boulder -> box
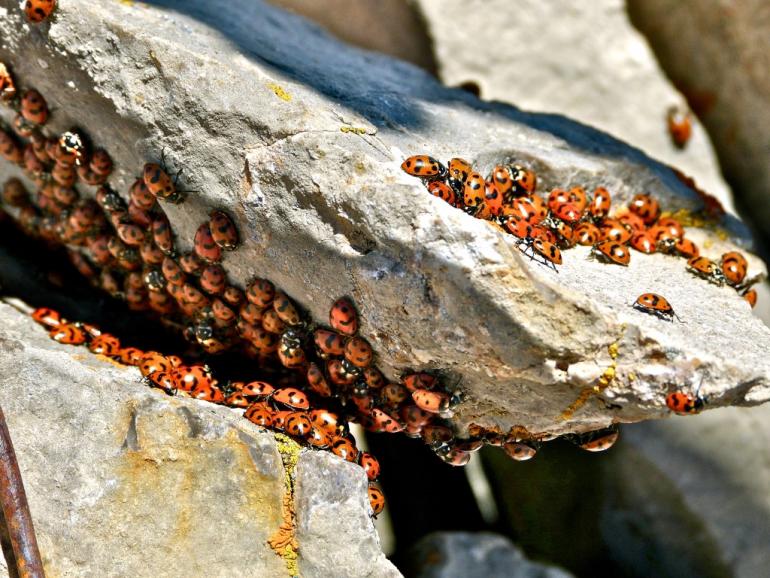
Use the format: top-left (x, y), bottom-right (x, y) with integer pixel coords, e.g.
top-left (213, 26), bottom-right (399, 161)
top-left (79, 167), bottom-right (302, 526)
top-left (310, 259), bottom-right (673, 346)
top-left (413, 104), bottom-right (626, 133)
top-left (0, 0), bottom-right (768, 441)
top-left (404, 532), bottom-right (574, 578)
top-left (0, 302), bottom-right (396, 577)
top-left (628, 0), bottom-right (770, 244)
top-left (413, 0), bottom-right (734, 212)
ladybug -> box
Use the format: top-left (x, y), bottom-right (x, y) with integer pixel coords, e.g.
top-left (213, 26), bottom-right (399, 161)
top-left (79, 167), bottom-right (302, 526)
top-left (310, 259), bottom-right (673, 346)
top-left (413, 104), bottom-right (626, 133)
top-left (655, 217), bottom-right (685, 239)
top-left (447, 157), bottom-right (472, 191)
top-left (400, 155), bottom-right (447, 180)
top-left (31, 307), bottom-right (63, 328)
top-left (170, 365), bottom-right (210, 392)
top-left (667, 106), bottom-right (692, 148)
top-left (0, 130), bottom-right (23, 164)
top-left (118, 347), bottom-right (145, 366)
top-left (412, 389), bottom-right (450, 414)
top-left (574, 222), bottom-right (601, 246)
top-left (190, 382), bottom-right (225, 404)
top-left (222, 286), bottom-right (245, 308)
top-left (273, 292), bottom-right (302, 326)
top-left (129, 178), bottom-right (156, 211)
top-left (666, 390), bottom-right (704, 415)
top-left (88, 333), bottom-right (121, 356)
top-left (245, 327), bottom-right (280, 355)
top-left (367, 408), bottom-right (404, 433)
top-left (327, 359), bottom-right (357, 386)
top-left (589, 187), bottom-right (611, 220)
top-left (151, 214), bottom-right (175, 256)
top-left (673, 238), bottom-right (699, 259)
top-left (330, 436), bottom-right (358, 462)
top-left (20, 90), bottom-right (49, 125)
top-left (139, 352), bottom-right (173, 377)
top-left (600, 219), bottom-right (632, 244)
top-left (437, 447), bottom-right (471, 467)
top-left (508, 195), bottom-right (546, 224)
top-left (463, 171), bottom-right (485, 210)
top-left (271, 410), bottom-right (292, 431)
top-left (200, 264), bottom-right (227, 295)
top-left (367, 485), bottom-right (385, 516)
top-left (0, 63), bottom-right (16, 102)
top-left (193, 223), bottom-right (222, 264)
top-left (402, 373), bottom-right (437, 392)
top-left (209, 210), bottom-right (239, 250)
top-left (49, 323), bottom-right (88, 345)
top-left (380, 383), bottom-right (409, 407)
top-left (306, 425), bottom-right (331, 449)
top-left (246, 278), bottom-right (275, 308)
top-left (329, 297), bottom-right (358, 336)
top-left (574, 426), bottom-right (619, 452)
top-left (161, 256), bottom-right (186, 286)
top-left (628, 193), bottom-right (660, 225)
top-left (344, 337), bottom-right (373, 368)
top-left (629, 231), bottom-right (656, 254)
top-left (210, 298), bottom-right (237, 326)
top-left (721, 251), bottom-right (748, 286)
top-left (116, 223), bottom-right (146, 247)
top-left (592, 241), bottom-right (631, 266)
top-left (503, 441), bottom-right (537, 461)
top-left (244, 402), bottom-right (274, 428)
top-left (239, 303), bottom-right (265, 326)
top-left (307, 363), bottom-right (333, 397)
top-left (277, 340), bottom-right (307, 369)
top-left (285, 412), bottom-right (312, 437)
top-left (55, 132), bottom-right (85, 166)
top-left (742, 288), bottom-right (758, 308)
top-left (89, 149), bottom-right (113, 176)
top-left (490, 165), bottom-right (513, 198)
top-left (454, 439), bottom-right (485, 453)
top-left (401, 405), bottom-right (433, 429)
top-left (528, 238), bottom-right (562, 269)
top-left (271, 387), bottom-right (310, 410)
top-left (261, 309), bottom-right (286, 334)
top-left (145, 371), bottom-right (178, 395)
top-left (143, 162), bottom-right (182, 203)
top-left (421, 424), bottom-right (453, 447)
top-left (310, 409), bottom-right (341, 436)
top-left (362, 367), bottom-right (386, 390)
top-left (687, 256), bottom-right (725, 285)
top-left (633, 293), bottom-right (680, 322)
top-left (224, 392), bottom-right (250, 408)
top-left (509, 165), bottom-right (537, 195)
top-left (427, 181), bottom-right (456, 206)
top-left (23, 0), bottom-right (56, 23)
top-left (357, 452), bottom-right (380, 481)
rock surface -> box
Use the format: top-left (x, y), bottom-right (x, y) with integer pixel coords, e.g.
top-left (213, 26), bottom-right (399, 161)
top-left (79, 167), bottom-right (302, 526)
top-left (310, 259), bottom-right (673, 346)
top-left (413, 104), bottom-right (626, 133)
top-left (414, 0), bottom-right (734, 213)
top-left (0, 302), bottom-right (396, 577)
top-left (0, 0), bottom-right (768, 441)
top-left (404, 532), bottom-right (574, 578)
top-left (628, 0), bottom-right (770, 241)
top-left (603, 405), bottom-right (770, 578)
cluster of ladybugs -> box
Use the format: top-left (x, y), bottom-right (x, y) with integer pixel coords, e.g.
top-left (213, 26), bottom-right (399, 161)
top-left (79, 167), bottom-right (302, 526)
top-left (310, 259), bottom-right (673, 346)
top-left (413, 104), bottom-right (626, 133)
top-left (402, 155), bottom-right (759, 415)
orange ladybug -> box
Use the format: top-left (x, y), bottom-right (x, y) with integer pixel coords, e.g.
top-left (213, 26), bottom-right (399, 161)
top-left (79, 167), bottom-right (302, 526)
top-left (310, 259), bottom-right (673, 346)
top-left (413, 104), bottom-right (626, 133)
top-left (32, 307), bottom-right (64, 328)
top-left (412, 389), bottom-right (450, 414)
top-left (427, 181), bottom-right (456, 206)
top-left (88, 333), bottom-right (121, 356)
top-left (209, 210), bottom-right (239, 250)
top-left (592, 241), bottom-right (631, 266)
top-left (463, 171), bottom-right (485, 210)
top-left (447, 157), bottom-right (471, 190)
top-left (666, 390), bottom-right (704, 415)
top-left (143, 162), bottom-right (182, 203)
top-left (271, 387), bottom-right (310, 410)
top-left (367, 485), bottom-right (385, 516)
top-left (359, 452), bottom-right (381, 481)
top-left (720, 251), bottom-right (748, 286)
top-left (569, 425), bottom-right (619, 452)
top-left (145, 371), bottom-right (178, 395)
top-left (633, 293), bottom-right (680, 322)
top-left (742, 288), bottom-right (757, 308)
top-left (23, 0), bottom-right (56, 23)
top-left (20, 89), bottom-right (49, 125)
top-left (329, 297), bottom-right (358, 336)
top-left (630, 231), bottom-right (656, 254)
top-left (687, 256), bottom-right (725, 285)
top-left (509, 165), bottom-right (537, 195)
top-left (401, 155), bottom-right (447, 180)
top-left (503, 441), bottom-right (537, 461)
top-left (628, 193), bottom-right (660, 225)
top-left (193, 223), bottom-right (222, 264)
top-left (667, 106), bottom-right (692, 149)
top-left (49, 323), bottom-right (88, 345)
top-left (589, 187), bottom-right (611, 220)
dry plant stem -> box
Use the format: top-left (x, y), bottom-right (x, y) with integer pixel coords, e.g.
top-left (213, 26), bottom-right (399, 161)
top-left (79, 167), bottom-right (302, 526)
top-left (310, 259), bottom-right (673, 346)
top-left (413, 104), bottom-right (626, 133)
top-left (0, 406), bottom-right (44, 578)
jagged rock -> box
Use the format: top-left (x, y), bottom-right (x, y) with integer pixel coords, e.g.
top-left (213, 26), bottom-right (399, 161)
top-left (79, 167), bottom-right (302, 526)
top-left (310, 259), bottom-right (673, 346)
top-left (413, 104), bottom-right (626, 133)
top-left (405, 532), bottom-right (574, 578)
top-left (628, 0), bottom-right (770, 242)
top-left (601, 405), bottom-right (770, 578)
top-left (0, 302), bottom-right (396, 577)
top-left (0, 0), bottom-right (768, 443)
top-left (414, 0), bottom-right (734, 212)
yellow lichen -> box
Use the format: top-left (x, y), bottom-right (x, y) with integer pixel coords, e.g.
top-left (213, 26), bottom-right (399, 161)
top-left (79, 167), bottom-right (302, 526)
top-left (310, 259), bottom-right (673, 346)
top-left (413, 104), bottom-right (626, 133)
top-left (560, 332), bottom-right (623, 420)
top-left (267, 83), bottom-right (292, 102)
top-left (269, 433), bottom-right (302, 576)
top-left (340, 126), bottom-right (367, 135)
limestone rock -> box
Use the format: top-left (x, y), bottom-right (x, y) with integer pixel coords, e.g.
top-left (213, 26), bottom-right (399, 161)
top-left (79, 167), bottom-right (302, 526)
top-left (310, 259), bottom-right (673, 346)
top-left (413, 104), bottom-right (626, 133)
top-left (0, 0), bottom-right (768, 442)
top-left (414, 0), bottom-right (734, 213)
top-left (0, 302), bottom-right (395, 577)
top-left (628, 0), bottom-right (770, 242)
top-left (405, 532), bottom-right (574, 578)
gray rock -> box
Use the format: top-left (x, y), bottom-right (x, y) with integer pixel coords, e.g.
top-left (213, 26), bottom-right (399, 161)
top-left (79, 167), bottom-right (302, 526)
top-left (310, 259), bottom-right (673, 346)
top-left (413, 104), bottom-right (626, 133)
top-left (414, 0), bottom-right (734, 212)
top-left (0, 0), bottom-right (768, 441)
top-left (0, 302), bottom-right (392, 577)
top-left (628, 0), bottom-right (770, 241)
top-left (406, 532), bottom-right (574, 578)
top-left (295, 450), bottom-right (400, 578)
top-left (602, 406), bottom-right (770, 578)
